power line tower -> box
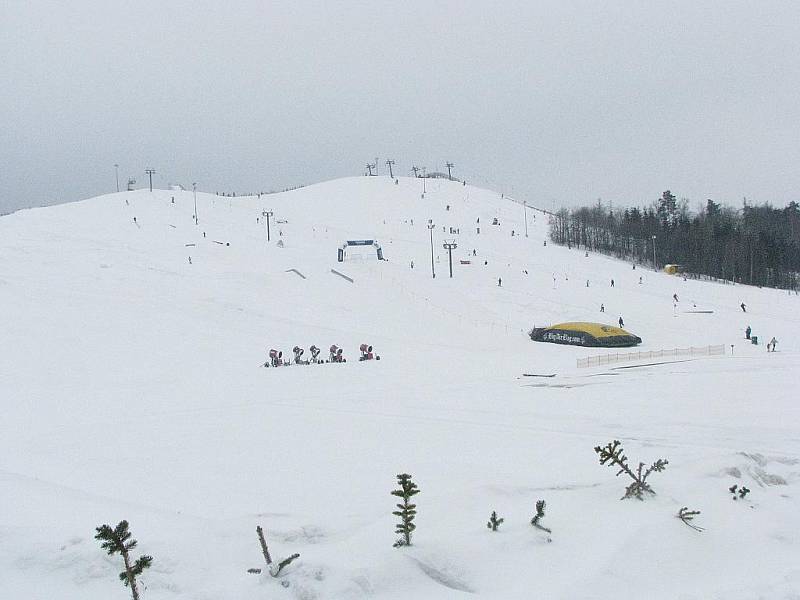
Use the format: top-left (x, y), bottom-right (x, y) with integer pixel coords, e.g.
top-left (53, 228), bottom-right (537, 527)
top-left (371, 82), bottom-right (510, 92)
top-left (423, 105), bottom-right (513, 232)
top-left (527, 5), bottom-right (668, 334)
top-left (442, 240), bottom-right (457, 277)
top-left (145, 169), bottom-right (156, 192)
top-left (411, 166), bottom-right (420, 178)
top-left (386, 159), bottom-right (395, 178)
top-left (366, 163), bottom-right (375, 176)
top-left (446, 162), bottom-right (454, 180)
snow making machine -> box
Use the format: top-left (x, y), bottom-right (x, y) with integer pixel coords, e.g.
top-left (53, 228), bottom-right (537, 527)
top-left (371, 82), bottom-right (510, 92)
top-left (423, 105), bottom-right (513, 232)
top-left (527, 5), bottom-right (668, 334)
top-left (359, 343), bottom-right (381, 361)
top-left (309, 345), bottom-right (323, 364)
top-left (266, 349), bottom-right (285, 367)
top-left (329, 344), bottom-right (346, 363)
top-left (292, 346), bottom-right (308, 365)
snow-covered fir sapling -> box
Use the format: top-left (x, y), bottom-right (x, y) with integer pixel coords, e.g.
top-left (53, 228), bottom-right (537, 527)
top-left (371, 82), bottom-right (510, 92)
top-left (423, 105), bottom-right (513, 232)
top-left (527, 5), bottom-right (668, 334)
top-left (94, 520), bottom-right (153, 600)
top-left (391, 473), bottom-right (420, 547)
top-left (247, 525), bottom-right (300, 577)
top-left (729, 484), bottom-right (750, 500)
top-left (531, 500), bottom-right (551, 534)
top-left (676, 507), bottom-right (704, 532)
top-left (594, 440), bottom-right (668, 500)
top-left (487, 510), bottom-right (504, 531)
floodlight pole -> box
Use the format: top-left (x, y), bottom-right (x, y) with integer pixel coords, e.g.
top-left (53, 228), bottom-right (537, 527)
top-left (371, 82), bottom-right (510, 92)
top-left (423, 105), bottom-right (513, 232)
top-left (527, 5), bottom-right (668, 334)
top-left (263, 210), bottom-right (274, 241)
top-left (145, 168), bottom-right (156, 192)
top-left (652, 235), bottom-right (657, 270)
top-left (443, 240), bottom-right (457, 277)
top-left (114, 163), bottom-right (119, 192)
top-left (427, 222), bottom-right (436, 278)
top-left (524, 201), bottom-right (528, 237)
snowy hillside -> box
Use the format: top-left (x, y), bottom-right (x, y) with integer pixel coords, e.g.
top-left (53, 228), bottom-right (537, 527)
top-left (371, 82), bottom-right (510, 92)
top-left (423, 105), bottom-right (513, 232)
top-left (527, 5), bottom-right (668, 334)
top-left (1, 176), bottom-right (799, 599)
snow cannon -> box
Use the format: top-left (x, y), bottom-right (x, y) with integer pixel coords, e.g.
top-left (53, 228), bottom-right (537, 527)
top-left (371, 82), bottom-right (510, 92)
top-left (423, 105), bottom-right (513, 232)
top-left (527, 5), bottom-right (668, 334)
top-left (268, 349), bottom-right (283, 367)
top-left (359, 343), bottom-right (379, 361)
top-left (292, 345), bottom-right (307, 365)
top-left (329, 345), bottom-right (346, 363)
top-left (310, 345), bottom-right (322, 363)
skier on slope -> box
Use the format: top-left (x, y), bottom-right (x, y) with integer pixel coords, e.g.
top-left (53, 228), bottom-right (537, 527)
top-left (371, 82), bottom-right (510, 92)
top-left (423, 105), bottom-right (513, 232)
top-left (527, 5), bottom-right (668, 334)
top-left (618, 316), bottom-right (624, 328)
top-left (741, 302), bottom-right (747, 312)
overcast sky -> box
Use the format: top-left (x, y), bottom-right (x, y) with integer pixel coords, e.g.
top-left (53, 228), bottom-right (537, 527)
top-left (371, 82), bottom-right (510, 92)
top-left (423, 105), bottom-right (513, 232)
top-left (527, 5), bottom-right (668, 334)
top-left (2, 1), bottom-right (799, 214)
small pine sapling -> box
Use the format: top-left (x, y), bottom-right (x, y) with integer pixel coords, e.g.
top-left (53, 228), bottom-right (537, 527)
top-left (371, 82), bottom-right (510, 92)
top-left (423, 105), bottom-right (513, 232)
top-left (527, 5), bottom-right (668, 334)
top-left (94, 520), bottom-right (153, 600)
top-left (486, 510), bottom-right (504, 531)
top-left (594, 440), bottom-right (668, 500)
top-left (391, 473), bottom-right (420, 547)
top-left (248, 525), bottom-right (300, 577)
top-left (676, 507), bottom-right (704, 532)
top-left (530, 500), bottom-right (551, 534)
top-left (729, 484), bottom-right (750, 500)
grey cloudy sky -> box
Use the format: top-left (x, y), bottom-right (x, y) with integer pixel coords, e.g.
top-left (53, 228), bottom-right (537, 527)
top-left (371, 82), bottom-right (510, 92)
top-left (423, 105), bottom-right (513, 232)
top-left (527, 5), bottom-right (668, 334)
top-left (2, 1), bottom-right (799, 214)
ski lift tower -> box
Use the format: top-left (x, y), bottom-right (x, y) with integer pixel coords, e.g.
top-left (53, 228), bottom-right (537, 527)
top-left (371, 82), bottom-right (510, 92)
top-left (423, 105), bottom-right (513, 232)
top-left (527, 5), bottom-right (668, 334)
top-left (442, 240), bottom-right (457, 278)
top-left (262, 210), bottom-right (274, 241)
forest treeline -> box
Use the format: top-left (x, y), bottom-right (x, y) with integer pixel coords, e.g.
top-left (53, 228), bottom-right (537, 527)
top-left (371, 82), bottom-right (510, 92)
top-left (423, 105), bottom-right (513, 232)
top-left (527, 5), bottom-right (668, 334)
top-left (548, 192), bottom-right (800, 290)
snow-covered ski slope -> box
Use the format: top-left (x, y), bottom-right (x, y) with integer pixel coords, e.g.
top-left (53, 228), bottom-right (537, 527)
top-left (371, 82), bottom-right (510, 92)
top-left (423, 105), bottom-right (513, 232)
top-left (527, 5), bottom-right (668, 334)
top-left (1, 176), bottom-right (799, 599)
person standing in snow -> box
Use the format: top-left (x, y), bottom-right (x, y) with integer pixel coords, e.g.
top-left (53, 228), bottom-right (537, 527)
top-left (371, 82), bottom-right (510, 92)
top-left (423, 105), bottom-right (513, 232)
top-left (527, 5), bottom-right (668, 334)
top-left (745, 326), bottom-right (752, 340)
top-left (618, 316), bottom-right (624, 328)
top-left (611, 279), bottom-right (615, 287)
top-left (410, 260), bottom-right (414, 269)
top-left (600, 303), bottom-right (605, 312)
top-left (769, 337), bottom-right (777, 352)
top-left (498, 278), bottom-right (502, 287)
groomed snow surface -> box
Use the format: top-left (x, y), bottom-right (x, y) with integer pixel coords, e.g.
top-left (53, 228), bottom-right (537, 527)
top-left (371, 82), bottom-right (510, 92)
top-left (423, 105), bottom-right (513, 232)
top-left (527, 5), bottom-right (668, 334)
top-left (1, 176), bottom-right (799, 599)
